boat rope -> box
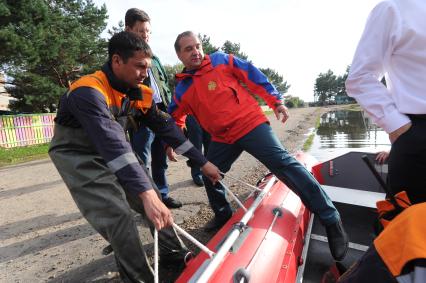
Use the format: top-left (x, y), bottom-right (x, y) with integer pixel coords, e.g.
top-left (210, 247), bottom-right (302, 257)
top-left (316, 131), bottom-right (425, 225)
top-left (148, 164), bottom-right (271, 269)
top-left (266, 210), bottom-right (281, 240)
top-left (172, 223), bottom-right (216, 258)
top-left (220, 171), bottom-right (262, 192)
top-left (196, 176), bottom-right (277, 283)
top-left (154, 229), bottom-right (159, 283)
top-left (218, 180), bottom-right (247, 212)
top-left (168, 174), bottom-right (271, 280)
top-left (220, 171), bottom-right (267, 208)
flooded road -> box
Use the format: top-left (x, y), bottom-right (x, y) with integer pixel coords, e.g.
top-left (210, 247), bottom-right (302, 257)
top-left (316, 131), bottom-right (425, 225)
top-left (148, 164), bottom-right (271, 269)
top-left (309, 109), bottom-right (391, 161)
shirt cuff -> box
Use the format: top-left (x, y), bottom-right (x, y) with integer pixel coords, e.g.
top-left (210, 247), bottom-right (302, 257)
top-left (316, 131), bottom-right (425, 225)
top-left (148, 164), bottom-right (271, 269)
top-left (378, 110), bottom-right (411, 133)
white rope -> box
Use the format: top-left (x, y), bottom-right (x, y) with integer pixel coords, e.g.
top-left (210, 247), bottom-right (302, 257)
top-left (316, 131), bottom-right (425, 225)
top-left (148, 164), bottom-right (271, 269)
top-left (173, 223), bottom-right (215, 258)
top-left (220, 171), bottom-right (262, 192)
top-left (154, 229), bottom-right (159, 283)
top-left (196, 177), bottom-right (277, 283)
top-left (218, 180), bottom-right (247, 212)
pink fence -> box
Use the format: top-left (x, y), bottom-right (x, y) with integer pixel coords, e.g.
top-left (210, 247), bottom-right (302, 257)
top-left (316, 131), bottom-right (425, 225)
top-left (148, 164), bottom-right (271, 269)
top-left (0, 114), bottom-right (56, 148)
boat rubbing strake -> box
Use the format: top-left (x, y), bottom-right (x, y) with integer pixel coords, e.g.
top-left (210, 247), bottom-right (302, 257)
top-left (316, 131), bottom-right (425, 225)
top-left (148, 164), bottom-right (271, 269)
top-left (176, 153), bottom-right (314, 283)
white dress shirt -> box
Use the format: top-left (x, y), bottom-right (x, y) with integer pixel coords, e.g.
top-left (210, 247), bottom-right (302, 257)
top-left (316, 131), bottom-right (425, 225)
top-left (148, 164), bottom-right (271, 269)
top-left (148, 68), bottom-right (162, 104)
top-left (346, 0), bottom-right (426, 133)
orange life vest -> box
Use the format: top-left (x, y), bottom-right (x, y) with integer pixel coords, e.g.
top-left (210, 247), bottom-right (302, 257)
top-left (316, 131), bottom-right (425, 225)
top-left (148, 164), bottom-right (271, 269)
top-left (374, 202), bottom-right (426, 277)
top-left (69, 70), bottom-right (153, 117)
top-left (376, 191), bottom-right (411, 229)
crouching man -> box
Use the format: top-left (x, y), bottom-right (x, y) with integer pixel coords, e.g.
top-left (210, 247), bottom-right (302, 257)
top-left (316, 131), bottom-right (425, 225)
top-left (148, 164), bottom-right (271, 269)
top-left (49, 31), bottom-right (220, 282)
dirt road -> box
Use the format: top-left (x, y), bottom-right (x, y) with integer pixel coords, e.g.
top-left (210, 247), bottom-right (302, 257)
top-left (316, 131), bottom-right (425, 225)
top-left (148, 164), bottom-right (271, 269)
top-left (0, 107), bottom-right (325, 282)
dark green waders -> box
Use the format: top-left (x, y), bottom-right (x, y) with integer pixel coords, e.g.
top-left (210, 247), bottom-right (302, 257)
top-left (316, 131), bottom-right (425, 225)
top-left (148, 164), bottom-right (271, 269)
top-left (49, 124), bottom-right (187, 283)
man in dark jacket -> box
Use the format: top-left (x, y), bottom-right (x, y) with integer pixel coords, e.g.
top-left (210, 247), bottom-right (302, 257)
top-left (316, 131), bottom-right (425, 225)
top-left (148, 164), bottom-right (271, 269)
top-left (125, 8), bottom-right (182, 208)
top-left (49, 31), bottom-right (220, 282)
top-left (169, 31), bottom-right (348, 262)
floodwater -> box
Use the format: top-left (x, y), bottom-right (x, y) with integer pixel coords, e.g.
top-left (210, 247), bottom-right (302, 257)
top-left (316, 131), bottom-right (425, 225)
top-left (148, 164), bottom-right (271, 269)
top-left (308, 109), bottom-right (391, 162)
top-left (303, 109), bottom-right (390, 283)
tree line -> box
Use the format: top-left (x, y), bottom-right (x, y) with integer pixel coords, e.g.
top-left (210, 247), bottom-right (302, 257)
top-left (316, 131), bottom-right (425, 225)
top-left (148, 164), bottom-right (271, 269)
top-left (313, 67), bottom-right (355, 106)
top-left (0, 0), bottom-right (304, 113)
top-left (0, 0), bottom-right (108, 113)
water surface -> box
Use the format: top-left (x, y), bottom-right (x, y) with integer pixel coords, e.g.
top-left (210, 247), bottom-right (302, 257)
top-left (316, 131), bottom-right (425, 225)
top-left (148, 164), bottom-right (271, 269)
top-left (309, 110), bottom-right (391, 161)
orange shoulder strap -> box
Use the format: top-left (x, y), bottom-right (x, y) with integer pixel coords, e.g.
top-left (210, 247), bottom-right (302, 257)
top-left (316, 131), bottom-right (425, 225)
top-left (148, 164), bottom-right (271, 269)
top-left (131, 85), bottom-right (153, 114)
top-left (68, 71), bottom-right (112, 105)
top-left (68, 71), bottom-right (153, 114)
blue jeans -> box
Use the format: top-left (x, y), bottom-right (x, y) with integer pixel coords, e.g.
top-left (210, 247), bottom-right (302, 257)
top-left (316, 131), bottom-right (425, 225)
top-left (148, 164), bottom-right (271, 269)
top-left (131, 125), bottom-right (169, 199)
top-left (186, 115), bottom-right (211, 178)
top-left (203, 123), bottom-right (339, 225)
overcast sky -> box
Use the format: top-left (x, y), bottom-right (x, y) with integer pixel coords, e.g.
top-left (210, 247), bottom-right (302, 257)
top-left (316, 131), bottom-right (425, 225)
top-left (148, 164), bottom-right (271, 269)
top-left (93, 0), bottom-right (381, 102)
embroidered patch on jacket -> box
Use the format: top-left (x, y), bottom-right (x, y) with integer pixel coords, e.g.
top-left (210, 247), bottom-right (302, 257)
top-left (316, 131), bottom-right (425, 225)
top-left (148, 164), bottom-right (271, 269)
top-left (208, 81), bottom-right (217, 91)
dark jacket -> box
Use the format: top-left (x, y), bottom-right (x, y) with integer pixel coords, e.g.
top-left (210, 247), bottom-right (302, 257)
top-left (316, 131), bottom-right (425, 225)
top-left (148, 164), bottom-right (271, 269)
top-left (52, 63), bottom-right (207, 195)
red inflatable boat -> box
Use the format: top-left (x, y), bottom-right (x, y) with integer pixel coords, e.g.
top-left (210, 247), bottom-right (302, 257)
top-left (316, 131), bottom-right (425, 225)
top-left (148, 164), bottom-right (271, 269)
top-left (176, 152), bottom-right (315, 283)
top-left (175, 151), bottom-right (389, 282)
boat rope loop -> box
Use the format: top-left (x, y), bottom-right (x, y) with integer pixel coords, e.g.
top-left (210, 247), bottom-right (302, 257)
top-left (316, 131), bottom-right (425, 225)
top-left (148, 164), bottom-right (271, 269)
top-left (173, 223), bottom-right (216, 258)
top-left (233, 222), bottom-right (248, 233)
top-left (218, 180), bottom-right (247, 212)
top-left (233, 267), bottom-right (250, 283)
top-left (272, 207), bottom-right (283, 217)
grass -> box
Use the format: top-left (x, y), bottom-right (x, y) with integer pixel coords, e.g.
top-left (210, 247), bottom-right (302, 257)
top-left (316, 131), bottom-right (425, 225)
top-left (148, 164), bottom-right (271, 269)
top-left (302, 133), bottom-right (315, 151)
top-left (0, 143), bottom-right (50, 167)
top-left (302, 115), bottom-right (321, 152)
top-left (314, 114), bottom-right (321, 128)
top-left (341, 103), bottom-right (361, 111)
top-left (0, 104), bottom-right (358, 166)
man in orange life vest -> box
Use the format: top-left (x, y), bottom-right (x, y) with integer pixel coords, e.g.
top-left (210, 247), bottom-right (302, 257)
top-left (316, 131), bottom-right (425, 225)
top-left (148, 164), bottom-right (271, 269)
top-left (49, 31), bottom-right (221, 282)
top-left (169, 31), bottom-right (349, 261)
top-left (338, 202), bottom-right (426, 283)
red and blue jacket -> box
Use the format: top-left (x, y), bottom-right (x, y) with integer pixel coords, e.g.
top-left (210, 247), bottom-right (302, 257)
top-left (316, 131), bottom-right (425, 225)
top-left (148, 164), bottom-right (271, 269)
top-left (169, 52), bottom-right (283, 144)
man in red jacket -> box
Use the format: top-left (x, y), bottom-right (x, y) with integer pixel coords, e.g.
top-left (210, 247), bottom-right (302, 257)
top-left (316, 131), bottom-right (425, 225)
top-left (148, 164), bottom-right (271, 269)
top-left (169, 31), bottom-right (348, 261)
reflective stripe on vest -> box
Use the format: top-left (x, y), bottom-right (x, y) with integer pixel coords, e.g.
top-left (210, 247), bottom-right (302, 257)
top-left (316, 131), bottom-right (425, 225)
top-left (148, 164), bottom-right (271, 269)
top-left (107, 152), bottom-right (139, 173)
top-left (174, 140), bottom-right (193, 155)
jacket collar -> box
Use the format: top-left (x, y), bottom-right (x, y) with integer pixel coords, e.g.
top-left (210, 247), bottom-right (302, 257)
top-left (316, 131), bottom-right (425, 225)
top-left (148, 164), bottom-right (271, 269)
top-left (101, 62), bottom-right (139, 95)
top-left (175, 54), bottom-right (213, 81)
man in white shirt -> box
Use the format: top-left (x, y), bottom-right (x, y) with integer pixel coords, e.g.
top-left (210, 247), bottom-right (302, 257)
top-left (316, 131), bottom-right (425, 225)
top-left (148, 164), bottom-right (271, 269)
top-left (346, 0), bottom-right (426, 204)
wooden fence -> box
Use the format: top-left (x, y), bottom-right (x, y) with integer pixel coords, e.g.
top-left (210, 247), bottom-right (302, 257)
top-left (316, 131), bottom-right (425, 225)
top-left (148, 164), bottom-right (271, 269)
top-left (0, 114), bottom-right (56, 148)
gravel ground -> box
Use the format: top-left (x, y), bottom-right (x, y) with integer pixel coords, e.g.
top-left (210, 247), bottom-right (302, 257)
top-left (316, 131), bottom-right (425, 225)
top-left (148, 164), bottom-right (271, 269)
top-left (0, 107), bottom-right (329, 283)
